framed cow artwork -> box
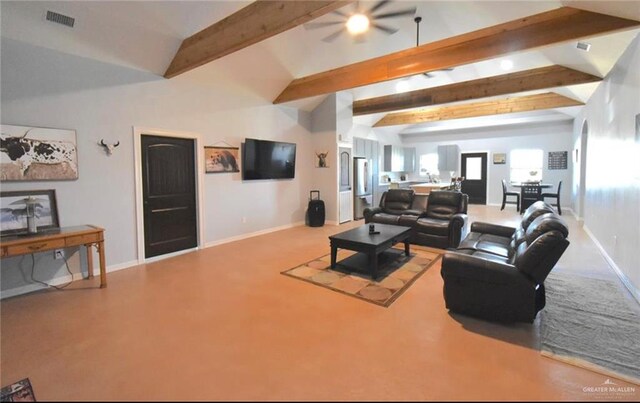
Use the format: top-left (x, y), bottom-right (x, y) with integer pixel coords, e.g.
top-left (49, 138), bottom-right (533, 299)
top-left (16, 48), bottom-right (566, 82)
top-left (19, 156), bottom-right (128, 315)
top-left (204, 146), bottom-right (239, 173)
top-left (0, 124), bottom-right (79, 181)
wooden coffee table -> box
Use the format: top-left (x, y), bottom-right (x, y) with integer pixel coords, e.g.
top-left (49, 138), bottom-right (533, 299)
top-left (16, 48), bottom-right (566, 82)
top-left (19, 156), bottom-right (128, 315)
top-left (329, 224), bottom-right (413, 280)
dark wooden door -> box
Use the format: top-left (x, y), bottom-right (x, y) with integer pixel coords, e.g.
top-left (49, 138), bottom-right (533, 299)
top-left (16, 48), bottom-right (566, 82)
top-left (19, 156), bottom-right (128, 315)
top-left (461, 152), bottom-right (487, 204)
top-left (142, 135), bottom-right (197, 258)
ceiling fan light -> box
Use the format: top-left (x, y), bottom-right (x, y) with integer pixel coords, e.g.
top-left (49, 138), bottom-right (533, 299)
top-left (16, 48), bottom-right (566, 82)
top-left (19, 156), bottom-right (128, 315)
top-left (500, 60), bottom-right (514, 70)
top-left (346, 13), bottom-right (370, 35)
top-left (395, 79), bottom-right (411, 93)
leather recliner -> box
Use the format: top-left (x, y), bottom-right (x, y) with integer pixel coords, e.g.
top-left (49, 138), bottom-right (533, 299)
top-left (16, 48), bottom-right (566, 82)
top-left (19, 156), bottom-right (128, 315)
top-left (364, 189), bottom-right (427, 227)
top-left (440, 202), bottom-right (570, 323)
top-left (412, 191), bottom-right (469, 249)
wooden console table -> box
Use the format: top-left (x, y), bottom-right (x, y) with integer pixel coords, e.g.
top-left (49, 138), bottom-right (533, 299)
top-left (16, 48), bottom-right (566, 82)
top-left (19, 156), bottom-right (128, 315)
top-left (0, 225), bottom-right (107, 288)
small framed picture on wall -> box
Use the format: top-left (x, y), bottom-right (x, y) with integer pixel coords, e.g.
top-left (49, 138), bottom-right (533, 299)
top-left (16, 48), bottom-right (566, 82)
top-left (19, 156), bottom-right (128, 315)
top-left (205, 146), bottom-right (239, 173)
top-left (493, 153), bottom-right (506, 164)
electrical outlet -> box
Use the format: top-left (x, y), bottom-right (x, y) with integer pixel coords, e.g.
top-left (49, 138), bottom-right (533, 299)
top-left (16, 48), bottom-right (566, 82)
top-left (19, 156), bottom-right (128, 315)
top-left (54, 249), bottom-right (65, 260)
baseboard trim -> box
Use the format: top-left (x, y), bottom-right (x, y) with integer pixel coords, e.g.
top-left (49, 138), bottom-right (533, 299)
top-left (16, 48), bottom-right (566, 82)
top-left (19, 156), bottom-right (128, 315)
top-left (90, 259), bottom-right (140, 276)
top-left (566, 207), bottom-right (584, 225)
top-left (583, 225), bottom-right (640, 304)
top-left (2, 221), bottom-right (310, 299)
top-left (139, 248), bottom-right (198, 265)
top-left (1, 259), bottom-right (141, 300)
top-left (0, 273), bottom-right (78, 299)
top-left (204, 221), bottom-right (305, 248)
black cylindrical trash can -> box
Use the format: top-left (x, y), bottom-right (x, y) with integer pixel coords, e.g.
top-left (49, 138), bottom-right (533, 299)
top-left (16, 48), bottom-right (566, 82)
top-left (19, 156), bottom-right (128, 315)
top-left (308, 190), bottom-right (325, 227)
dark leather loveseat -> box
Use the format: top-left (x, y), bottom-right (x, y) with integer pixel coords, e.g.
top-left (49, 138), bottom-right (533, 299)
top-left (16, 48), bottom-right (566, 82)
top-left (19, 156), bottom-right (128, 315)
top-left (440, 201), bottom-right (570, 323)
top-left (363, 189), bottom-right (468, 249)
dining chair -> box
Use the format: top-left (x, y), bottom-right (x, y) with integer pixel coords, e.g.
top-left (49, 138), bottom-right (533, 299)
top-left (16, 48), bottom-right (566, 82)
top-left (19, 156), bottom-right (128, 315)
top-left (501, 179), bottom-right (520, 212)
top-left (520, 184), bottom-right (541, 213)
top-left (541, 180), bottom-right (562, 215)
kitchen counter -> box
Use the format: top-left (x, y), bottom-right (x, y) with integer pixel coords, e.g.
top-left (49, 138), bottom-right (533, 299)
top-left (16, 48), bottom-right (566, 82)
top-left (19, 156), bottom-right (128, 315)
top-left (379, 180), bottom-right (415, 186)
top-left (410, 182), bottom-right (451, 194)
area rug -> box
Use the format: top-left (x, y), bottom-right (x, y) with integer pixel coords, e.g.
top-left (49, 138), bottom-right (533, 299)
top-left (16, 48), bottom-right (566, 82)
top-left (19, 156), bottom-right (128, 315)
top-left (282, 247), bottom-right (441, 307)
top-left (540, 272), bottom-right (640, 385)
top-left (0, 378), bottom-right (36, 401)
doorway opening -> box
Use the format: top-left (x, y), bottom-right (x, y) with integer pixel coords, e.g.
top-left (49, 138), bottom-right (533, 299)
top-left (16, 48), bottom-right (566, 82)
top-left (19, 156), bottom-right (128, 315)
top-left (461, 152), bottom-right (488, 204)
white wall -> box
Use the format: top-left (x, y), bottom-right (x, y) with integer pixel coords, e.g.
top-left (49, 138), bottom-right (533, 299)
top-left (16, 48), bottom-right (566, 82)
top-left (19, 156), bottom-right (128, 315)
top-left (310, 95), bottom-right (339, 224)
top-left (572, 33), bottom-right (640, 297)
top-left (402, 121), bottom-right (575, 206)
top-left (0, 36), bottom-right (317, 296)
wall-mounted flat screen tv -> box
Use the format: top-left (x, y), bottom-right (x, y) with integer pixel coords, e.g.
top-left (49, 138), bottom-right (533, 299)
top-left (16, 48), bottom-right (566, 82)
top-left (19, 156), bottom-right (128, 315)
top-left (242, 138), bottom-right (296, 180)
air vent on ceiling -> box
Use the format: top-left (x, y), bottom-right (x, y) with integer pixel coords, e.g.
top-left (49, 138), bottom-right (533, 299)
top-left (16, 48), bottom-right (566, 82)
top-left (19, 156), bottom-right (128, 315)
top-left (576, 42), bottom-right (591, 52)
top-left (46, 10), bottom-right (75, 28)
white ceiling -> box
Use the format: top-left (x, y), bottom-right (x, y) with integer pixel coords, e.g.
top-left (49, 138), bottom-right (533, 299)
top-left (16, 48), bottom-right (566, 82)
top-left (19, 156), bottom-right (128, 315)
top-left (1, 1), bottom-right (639, 136)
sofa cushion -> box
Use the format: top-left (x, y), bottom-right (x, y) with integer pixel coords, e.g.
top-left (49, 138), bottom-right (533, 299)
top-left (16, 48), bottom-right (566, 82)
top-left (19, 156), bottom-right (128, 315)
top-left (510, 227), bottom-right (526, 250)
top-left (515, 230), bottom-right (569, 284)
top-left (426, 191), bottom-right (465, 220)
top-left (458, 233), bottom-right (511, 258)
top-left (524, 213), bottom-right (569, 245)
top-left (415, 217), bottom-right (450, 236)
top-left (382, 189), bottom-right (414, 215)
top-left (370, 213), bottom-right (402, 225)
top-left (398, 214), bottom-right (420, 227)
top-left (410, 194), bottom-right (428, 213)
top-left (521, 201), bottom-right (556, 231)
top-left (452, 249), bottom-right (511, 265)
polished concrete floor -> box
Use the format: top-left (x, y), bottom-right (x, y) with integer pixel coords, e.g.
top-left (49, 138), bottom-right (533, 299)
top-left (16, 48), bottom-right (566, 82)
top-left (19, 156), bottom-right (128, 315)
top-left (1, 205), bottom-right (638, 400)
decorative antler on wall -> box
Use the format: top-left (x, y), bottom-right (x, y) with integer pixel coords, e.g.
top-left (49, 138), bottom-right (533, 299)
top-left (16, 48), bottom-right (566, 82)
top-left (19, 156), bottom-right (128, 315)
top-left (99, 140), bottom-right (120, 155)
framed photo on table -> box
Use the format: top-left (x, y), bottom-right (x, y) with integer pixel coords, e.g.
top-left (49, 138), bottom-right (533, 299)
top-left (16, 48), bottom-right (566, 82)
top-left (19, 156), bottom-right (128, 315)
top-left (0, 189), bottom-right (59, 236)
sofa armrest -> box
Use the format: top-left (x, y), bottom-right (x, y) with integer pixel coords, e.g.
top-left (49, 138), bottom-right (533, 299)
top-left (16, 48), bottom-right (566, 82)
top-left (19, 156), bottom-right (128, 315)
top-left (363, 207), bottom-right (382, 223)
top-left (441, 251), bottom-right (528, 285)
top-left (448, 213), bottom-right (468, 248)
top-left (470, 222), bottom-right (516, 238)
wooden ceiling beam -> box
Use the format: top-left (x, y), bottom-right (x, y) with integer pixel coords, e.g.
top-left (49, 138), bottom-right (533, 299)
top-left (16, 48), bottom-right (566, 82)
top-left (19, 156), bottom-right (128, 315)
top-left (274, 7), bottom-right (639, 104)
top-left (373, 93), bottom-right (583, 127)
top-left (164, 1), bottom-right (353, 78)
top-left (353, 65), bottom-right (601, 115)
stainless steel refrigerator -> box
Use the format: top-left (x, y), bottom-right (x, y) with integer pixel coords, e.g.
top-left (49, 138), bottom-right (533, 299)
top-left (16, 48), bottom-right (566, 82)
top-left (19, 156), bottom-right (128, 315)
top-left (353, 157), bottom-right (373, 220)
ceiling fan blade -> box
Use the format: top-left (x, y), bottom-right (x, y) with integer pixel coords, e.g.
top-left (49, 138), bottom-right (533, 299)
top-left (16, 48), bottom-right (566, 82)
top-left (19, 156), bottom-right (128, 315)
top-left (373, 8), bottom-right (417, 19)
top-left (423, 68), bottom-right (454, 77)
top-left (322, 28), bottom-right (346, 43)
top-left (368, 0), bottom-right (391, 15)
top-left (372, 23), bottom-right (398, 35)
top-left (304, 21), bottom-right (344, 30)
top-left (331, 9), bottom-right (350, 18)
top-left (353, 33), bottom-right (367, 44)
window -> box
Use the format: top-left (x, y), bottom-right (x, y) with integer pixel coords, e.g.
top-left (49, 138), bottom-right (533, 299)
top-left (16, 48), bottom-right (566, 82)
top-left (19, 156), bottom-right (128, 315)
top-left (419, 153), bottom-right (439, 176)
top-left (510, 149), bottom-right (543, 182)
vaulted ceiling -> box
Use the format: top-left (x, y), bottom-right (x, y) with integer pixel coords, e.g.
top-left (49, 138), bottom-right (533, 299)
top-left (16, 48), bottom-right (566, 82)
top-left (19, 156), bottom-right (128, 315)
top-left (1, 1), bottom-right (639, 136)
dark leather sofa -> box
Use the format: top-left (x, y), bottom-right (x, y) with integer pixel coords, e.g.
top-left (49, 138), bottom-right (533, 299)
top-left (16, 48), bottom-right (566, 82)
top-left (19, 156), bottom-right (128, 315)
top-left (440, 201), bottom-right (570, 323)
top-left (363, 189), bottom-right (468, 249)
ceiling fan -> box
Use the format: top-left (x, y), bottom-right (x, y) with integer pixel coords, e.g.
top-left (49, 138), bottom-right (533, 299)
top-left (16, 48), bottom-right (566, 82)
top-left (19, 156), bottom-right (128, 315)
top-left (304, 0), bottom-right (417, 43)
top-left (414, 16), bottom-right (454, 78)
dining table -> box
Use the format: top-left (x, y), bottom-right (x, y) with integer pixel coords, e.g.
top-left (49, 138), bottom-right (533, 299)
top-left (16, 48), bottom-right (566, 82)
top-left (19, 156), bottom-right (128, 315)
top-left (510, 182), bottom-right (553, 212)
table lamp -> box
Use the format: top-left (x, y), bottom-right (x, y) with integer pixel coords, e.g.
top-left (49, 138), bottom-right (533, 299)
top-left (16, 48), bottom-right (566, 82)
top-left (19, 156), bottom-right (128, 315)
top-left (10, 196), bottom-right (46, 234)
